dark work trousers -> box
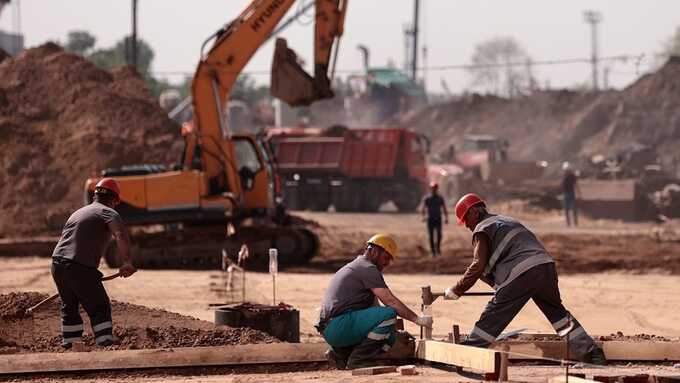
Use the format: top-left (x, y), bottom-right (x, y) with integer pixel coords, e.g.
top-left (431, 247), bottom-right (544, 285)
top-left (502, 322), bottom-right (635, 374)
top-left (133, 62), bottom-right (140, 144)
top-left (51, 258), bottom-right (114, 346)
top-left (427, 218), bottom-right (442, 256)
top-left (564, 192), bottom-right (578, 227)
top-left (462, 263), bottom-right (597, 361)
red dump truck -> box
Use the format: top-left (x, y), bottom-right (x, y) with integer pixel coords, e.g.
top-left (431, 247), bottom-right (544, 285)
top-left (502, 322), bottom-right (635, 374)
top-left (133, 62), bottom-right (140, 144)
top-left (265, 126), bottom-right (429, 212)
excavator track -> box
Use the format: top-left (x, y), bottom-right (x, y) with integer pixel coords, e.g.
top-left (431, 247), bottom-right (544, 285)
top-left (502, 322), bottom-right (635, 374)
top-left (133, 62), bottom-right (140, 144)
top-left (105, 224), bottom-right (319, 270)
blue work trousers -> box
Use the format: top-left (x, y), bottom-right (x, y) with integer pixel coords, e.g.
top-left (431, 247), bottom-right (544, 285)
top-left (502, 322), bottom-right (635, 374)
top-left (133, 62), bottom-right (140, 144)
top-left (323, 306), bottom-right (397, 351)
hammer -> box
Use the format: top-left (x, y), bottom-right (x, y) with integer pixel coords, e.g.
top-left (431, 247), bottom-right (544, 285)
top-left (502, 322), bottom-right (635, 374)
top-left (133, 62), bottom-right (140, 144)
top-left (25, 272), bottom-right (121, 315)
top-left (421, 285), bottom-right (494, 306)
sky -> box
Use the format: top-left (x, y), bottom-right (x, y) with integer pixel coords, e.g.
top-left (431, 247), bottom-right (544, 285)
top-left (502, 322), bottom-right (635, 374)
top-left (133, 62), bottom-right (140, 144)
top-left (1, 1), bottom-right (679, 94)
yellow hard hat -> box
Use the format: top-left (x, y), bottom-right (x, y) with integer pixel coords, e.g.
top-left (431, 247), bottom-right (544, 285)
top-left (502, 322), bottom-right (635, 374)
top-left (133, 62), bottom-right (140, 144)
top-left (367, 234), bottom-right (397, 259)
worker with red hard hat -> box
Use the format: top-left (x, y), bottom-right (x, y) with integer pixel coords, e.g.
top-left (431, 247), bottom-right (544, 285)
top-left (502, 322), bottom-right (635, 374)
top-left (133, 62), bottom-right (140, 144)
top-left (445, 193), bottom-right (606, 365)
top-left (51, 177), bottom-right (136, 349)
top-left (420, 181), bottom-right (449, 257)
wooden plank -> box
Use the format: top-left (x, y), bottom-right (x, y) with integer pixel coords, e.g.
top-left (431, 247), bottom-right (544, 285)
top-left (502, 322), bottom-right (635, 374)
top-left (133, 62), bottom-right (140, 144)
top-left (351, 365), bottom-right (397, 376)
top-left (397, 365), bottom-right (417, 376)
top-left (491, 341), bottom-right (680, 362)
top-left (416, 340), bottom-right (499, 374)
top-left (549, 376), bottom-right (600, 383)
top-left (0, 343), bottom-right (328, 375)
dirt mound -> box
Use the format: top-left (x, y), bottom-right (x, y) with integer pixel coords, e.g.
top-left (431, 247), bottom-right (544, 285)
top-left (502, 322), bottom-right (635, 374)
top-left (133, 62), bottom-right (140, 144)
top-left (0, 43), bottom-right (180, 237)
top-left (0, 292), bottom-right (278, 353)
top-left (402, 56), bottom-right (680, 171)
top-left (0, 291), bottom-right (47, 319)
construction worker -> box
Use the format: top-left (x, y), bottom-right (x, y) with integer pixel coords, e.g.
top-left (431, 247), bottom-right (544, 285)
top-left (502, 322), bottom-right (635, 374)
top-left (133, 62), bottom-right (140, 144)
top-left (562, 162), bottom-right (580, 227)
top-left (444, 193), bottom-right (606, 365)
top-left (51, 178), bottom-right (136, 348)
top-left (421, 181), bottom-right (449, 257)
top-left (316, 234), bottom-right (433, 370)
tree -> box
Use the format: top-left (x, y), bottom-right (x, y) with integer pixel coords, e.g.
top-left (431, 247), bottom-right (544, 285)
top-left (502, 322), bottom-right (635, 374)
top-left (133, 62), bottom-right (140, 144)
top-left (89, 36), bottom-right (154, 74)
top-left (64, 31), bottom-right (96, 56)
top-left (466, 37), bottom-right (535, 98)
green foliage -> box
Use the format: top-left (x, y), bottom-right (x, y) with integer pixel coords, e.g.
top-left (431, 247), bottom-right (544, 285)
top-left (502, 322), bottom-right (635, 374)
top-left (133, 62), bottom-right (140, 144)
top-left (231, 74), bottom-right (270, 103)
top-left (64, 30), bottom-right (96, 56)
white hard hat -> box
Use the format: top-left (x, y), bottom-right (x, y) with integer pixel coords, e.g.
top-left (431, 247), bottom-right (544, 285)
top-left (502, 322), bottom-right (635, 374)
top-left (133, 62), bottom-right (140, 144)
top-left (562, 161), bottom-right (571, 171)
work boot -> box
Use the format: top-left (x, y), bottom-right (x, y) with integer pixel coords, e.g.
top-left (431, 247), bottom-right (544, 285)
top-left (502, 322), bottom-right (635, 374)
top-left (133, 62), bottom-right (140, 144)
top-left (587, 346), bottom-right (607, 366)
top-left (346, 338), bottom-right (388, 370)
top-left (325, 345), bottom-right (353, 370)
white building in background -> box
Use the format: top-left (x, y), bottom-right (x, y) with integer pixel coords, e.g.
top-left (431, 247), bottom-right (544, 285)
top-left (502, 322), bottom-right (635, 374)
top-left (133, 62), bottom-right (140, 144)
top-left (0, 0), bottom-right (23, 55)
top-left (0, 30), bottom-right (23, 55)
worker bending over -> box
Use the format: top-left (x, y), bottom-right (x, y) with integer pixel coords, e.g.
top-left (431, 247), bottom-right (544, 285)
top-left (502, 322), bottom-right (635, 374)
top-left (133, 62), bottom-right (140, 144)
top-left (316, 234), bottom-right (433, 370)
top-left (51, 178), bottom-right (136, 348)
top-left (445, 193), bottom-right (606, 365)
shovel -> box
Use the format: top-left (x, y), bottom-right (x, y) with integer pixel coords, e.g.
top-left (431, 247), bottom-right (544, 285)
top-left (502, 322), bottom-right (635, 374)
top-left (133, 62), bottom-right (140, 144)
top-left (25, 272), bottom-right (121, 315)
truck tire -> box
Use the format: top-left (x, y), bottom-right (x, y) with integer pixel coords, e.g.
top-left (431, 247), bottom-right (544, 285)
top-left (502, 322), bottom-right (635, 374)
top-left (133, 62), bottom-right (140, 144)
top-left (394, 188), bottom-right (422, 212)
top-left (332, 181), bottom-right (361, 212)
top-left (360, 188), bottom-right (383, 212)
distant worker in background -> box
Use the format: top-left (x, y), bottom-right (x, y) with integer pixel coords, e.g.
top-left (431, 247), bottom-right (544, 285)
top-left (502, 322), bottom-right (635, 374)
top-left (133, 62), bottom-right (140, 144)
top-left (421, 182), bottom-right (449, 257)
top-left (51, 178), bottom-right (136, 349)
top-left (444, 193), bottom-right (606, 365)
top-left (562, 162), bottom-right (580, 227)
top-left (316, 234), bottom-right (433, 370)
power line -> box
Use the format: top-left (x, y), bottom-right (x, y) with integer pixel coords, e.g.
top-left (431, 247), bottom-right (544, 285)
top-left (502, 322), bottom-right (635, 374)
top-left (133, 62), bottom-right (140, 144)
top-left (149, 53), bottom-right (656, 78)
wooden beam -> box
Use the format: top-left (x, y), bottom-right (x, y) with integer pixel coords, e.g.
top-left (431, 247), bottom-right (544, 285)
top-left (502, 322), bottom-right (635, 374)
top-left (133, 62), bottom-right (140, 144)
top-left (0, 343), bottom-right (328, 375)
top-left (491, 341), bottom-right (680, 362)
top-left (416, 340), bottom-right (500, 374)
top-left (549, 376), bottom-right (601, 383)
top-left (351, 365), bottom-right (397, 376)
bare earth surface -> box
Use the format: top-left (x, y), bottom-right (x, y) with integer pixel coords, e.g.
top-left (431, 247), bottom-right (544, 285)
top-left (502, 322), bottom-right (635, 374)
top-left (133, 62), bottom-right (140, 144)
top-left (1, 211), bottom-right (680, 381)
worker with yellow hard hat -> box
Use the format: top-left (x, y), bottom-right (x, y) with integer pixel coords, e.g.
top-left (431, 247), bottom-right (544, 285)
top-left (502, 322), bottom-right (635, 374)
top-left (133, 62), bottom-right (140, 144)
top-left (315, 234), bottom-right (432, 370)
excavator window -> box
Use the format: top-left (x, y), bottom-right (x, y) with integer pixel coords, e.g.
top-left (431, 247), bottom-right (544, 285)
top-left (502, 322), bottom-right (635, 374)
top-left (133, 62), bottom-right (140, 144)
top-left (233, 138), bottom-right (262, 190)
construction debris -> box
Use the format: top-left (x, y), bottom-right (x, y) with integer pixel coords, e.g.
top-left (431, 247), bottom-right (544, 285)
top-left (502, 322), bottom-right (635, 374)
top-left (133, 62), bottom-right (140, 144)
top-left (350, 365), bottom-right (397, 376)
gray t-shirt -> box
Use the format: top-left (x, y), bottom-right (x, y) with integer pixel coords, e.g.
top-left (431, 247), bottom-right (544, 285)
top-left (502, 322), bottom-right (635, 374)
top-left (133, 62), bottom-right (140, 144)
top-left (318, 256), bottom-right (388, 326)
top-left (52, 202), bottom-right (122, 268)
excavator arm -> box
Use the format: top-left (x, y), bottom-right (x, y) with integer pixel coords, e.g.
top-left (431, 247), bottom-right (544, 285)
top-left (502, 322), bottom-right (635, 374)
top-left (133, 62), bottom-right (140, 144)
top-left (191, 0), bottom-right (347, 202)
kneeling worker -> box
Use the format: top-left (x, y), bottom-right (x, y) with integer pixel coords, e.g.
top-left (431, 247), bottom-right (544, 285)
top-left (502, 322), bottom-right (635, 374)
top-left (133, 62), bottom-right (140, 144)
top-left (445, 193), bottom-right (606, 365)
top-left (316, 234), bottom-right (433, 370)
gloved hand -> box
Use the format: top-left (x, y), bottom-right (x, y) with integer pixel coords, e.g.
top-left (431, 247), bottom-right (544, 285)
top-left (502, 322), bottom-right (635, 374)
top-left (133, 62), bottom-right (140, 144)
top-left (119, 262), bottom-right (137, 278)
top-left (444, 287), bottom-right (460, 300)
top-left (415, 315), bottom-right (433, 328)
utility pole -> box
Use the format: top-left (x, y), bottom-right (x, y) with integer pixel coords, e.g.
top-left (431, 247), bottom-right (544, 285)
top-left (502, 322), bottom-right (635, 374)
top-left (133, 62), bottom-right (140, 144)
top-left (411, 0), bottom-right (420, 82)
top-left (583, 10), bottom-right (602, 91)
top-left (131, 0), bottom-right (138, 69)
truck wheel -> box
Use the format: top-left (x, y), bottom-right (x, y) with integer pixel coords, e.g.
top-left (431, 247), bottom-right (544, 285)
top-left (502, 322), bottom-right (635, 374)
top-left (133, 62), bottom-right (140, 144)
top-left (394, 192), bottom-right (421, 212)
top-left (308, 196), bottom-right (331, 212)
top-left (360, 193), bottom-right (382, 212)
top-left (284, 187), bottom-right (305, 211)
top-left (332, 183), bottom-right (361, 212)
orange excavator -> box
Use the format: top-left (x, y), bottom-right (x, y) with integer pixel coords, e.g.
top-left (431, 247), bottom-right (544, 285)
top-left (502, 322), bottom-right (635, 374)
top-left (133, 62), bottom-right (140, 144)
top-left (84, 0), bottom-right (348, 269)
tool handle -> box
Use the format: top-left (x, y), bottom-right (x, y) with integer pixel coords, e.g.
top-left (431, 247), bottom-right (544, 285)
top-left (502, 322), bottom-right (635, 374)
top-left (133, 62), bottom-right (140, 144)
top-left (26, 272), bottom-right (121, 314)
top-left (101, 272), bottom-right (121, 281)
top-left (462, 292), bottom-right (495, 296)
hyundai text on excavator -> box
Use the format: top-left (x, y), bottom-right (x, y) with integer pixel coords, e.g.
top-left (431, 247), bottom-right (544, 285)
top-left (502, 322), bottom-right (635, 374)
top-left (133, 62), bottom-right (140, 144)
top-left (84, 0), bottom-right (348, 269)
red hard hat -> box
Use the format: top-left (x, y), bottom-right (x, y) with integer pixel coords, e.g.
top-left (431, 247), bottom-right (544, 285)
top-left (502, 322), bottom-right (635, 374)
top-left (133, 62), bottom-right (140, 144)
top-left (454, 193), bottom-right (485, 225)
top-left (429, 181), bottom-right (439, 189)
top-left (95, 178), bottom-right (121, 197)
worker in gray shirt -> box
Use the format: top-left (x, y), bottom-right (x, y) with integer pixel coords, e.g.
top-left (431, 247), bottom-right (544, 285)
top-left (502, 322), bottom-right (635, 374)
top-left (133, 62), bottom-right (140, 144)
top-left (316, 234), bottom-right (433, 370)
top-left (51, 178), bottom-right (136, 348)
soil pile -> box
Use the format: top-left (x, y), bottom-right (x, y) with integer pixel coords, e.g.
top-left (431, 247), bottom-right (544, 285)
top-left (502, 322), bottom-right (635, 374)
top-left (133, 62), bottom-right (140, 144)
top-left (0, 292), bottom-right (277, 354)
top-left (403, 57), bottom-right (680, 170)
top-left (0, 43), bottom-right (180, 237)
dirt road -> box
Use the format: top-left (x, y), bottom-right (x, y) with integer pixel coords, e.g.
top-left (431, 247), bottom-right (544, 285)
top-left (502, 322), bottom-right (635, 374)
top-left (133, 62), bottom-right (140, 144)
top-left (2, 211), bottom-right (679, 381)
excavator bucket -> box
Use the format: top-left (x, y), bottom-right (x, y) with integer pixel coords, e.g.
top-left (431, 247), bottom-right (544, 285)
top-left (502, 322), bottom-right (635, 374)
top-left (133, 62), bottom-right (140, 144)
top-left (271, 38), bottom-right (332, 107)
